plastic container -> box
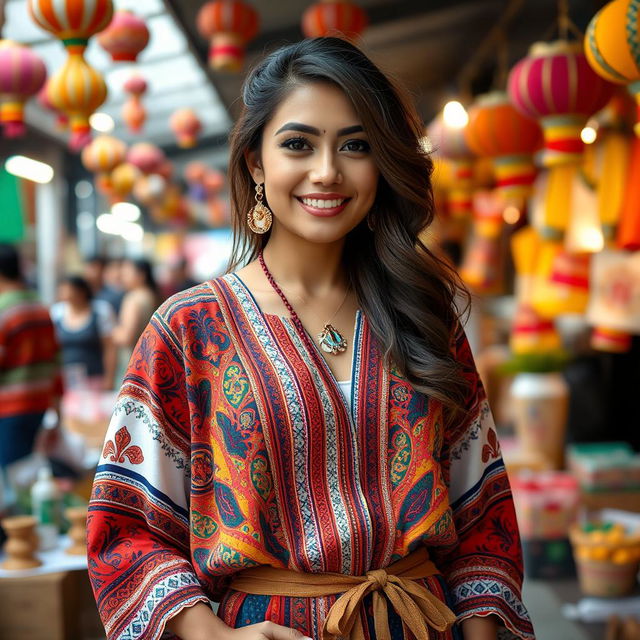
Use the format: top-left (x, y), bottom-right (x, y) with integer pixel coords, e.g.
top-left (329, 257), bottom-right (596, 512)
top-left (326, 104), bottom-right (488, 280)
top-left (30, 466), bottom-right (61, 551)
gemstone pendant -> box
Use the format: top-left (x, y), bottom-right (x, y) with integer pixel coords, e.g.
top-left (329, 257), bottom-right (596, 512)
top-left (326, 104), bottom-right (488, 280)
top-left (318, 323), bottom-right (348, 355)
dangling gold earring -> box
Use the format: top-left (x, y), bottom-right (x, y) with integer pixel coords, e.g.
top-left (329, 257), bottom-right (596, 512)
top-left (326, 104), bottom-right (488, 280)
top-left (247, 183), bottom-right (272, 234)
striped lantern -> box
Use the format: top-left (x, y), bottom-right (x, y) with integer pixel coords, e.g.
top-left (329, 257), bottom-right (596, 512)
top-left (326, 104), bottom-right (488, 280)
top-left (38, 82), bottom-right (68, 130)
top-left (510, 303), bottom-right (562, 356)
top-left (28, 0), bottom-right (113, 149)
top-left (196, 0), bottom-right (259, 72)
top-left (81, 134), bottom-right (126, 196)
top-left (97, 10), bottom-right (149, 62)
top-left (508, 40), bottom-right (614, 167)
top-left (426, 115), bottom-right (475, 222)
top-left (28, 0), bottom-right (113, 51)
top-left (110, 162), bottom-right (139, 203)
top-left (169, 108), bottom-right (202, 148)
top-left (0, 40), bottom-right (47, 138)
top-left (122, 75), bottom-right (147, 133)
top-left (46, 52), bottom-right (107, 149)
top-left (585, 0), bottom-right (640, 136)
top-left (465, 92), bottom-right (542, 207)
top-left (302, 1), bottom-right (368, 40)
top-left (127, 142), bottom-right (165, 174)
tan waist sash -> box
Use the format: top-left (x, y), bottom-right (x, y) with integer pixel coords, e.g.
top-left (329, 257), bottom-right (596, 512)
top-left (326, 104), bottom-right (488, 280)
top-left (229, 546), bottom-right (456, 640)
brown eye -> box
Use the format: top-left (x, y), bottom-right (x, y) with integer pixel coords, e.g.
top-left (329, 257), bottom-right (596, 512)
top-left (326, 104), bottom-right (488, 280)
top-left (342, 139), bottom-right (370, 153)
top-left (280, 137), bottom-right (311, 151)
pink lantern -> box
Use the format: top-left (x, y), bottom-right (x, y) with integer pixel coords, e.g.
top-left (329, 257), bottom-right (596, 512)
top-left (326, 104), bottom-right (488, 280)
top-left (127, 142), bottom-right (165, 174)
top-left (508, 41), bottom-right (614, 166)
top-left (169, 108), bottom-right (202, 148)
top-left (97, 10), bottom-right (149, 62)
top-left (0, 40), bottom-right (47, 138)
top-left (122, 75), bottom-right (147, 132)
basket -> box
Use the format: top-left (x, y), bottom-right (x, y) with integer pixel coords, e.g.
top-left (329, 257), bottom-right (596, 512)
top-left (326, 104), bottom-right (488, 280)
top-left (569, 524), bottom-right (640, 597)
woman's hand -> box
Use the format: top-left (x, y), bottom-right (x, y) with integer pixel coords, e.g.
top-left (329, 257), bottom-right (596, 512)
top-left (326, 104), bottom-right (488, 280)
top-left (166, 602), bottom-right (313, 640)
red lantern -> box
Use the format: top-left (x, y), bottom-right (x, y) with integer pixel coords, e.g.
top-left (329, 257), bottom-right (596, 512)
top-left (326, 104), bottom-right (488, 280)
top-left (97, 10), bottom-right (149, 62)
top-left (465, 92), bottom-right (542, 205)
top-left (0, 40), bottom-right (47, 138)
top-left (122, 75), bottom-right (147, 133)
top-left (196, 0), bottom-right (259, 72)
top-left (169, 108), bottom-right (202, 148)
top-left (302, 1), bottom-right (368, 40)
top-left (127, 142), bottom-right (165, 174)
top-left (508, 41), bottom-right (614, 167)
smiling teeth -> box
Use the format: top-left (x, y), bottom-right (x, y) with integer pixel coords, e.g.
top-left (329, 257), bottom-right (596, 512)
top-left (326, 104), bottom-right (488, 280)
top-left (301, 198), bottom-right (346, 208)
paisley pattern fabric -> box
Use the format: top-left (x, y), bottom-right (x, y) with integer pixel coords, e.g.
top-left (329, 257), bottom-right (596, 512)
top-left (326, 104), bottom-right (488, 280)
top-left (87, 276), bottom-right (534, 640)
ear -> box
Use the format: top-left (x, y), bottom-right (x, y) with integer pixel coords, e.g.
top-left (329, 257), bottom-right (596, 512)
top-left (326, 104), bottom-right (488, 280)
top-left (244, 149), bottom-right (265, 184)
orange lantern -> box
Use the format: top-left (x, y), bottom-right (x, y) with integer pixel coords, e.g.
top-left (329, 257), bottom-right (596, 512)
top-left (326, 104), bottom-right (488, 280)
top-left (169, 108), bottom-right (202, 148)
top-left (0, 40), bottom-right (47, 138)
top-left (122, 75), bottom-right (147, 133)
top-left (302, 1), bottom-right (368, 40)
top-left (97, 10), bottom-right (149, 62)
top-left (196, 0), bottom-right (259, 72)
top-left (110, 162), bottom-right (139, 203)
top-left (28, 0), bottom-right (113, 149)
top-left (81, 135), bottom-right (126, 194)
top-left (465, 92), bottom-right (542, 207)
top-left (38, 82), bottom-right (68, 130)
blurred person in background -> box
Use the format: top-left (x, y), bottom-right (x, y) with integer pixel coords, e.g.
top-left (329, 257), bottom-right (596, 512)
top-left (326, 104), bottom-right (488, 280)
top-left (51, 275), bottom-right (117, 391)
top-left (0, 243), bottom-right (63, 472)
top-left (84, 255), bottom-right (125, 316)
top-left (112, 258), bottom-right (158, 385)
top-left (161, 256), bottom-right (199, 299)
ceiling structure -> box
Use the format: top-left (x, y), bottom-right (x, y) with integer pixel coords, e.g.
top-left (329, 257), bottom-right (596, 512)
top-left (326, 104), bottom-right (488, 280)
top-left (3, 0), bottom-right (609, 161)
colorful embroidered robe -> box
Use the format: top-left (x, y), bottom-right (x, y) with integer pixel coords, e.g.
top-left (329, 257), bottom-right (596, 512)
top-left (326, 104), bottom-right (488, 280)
top-left (87, 275), bottom-right (534, 640)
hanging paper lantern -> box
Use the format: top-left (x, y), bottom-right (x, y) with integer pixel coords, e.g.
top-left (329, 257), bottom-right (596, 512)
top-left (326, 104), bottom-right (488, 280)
top-left (110, 162), bottom-right (139, 202)
top-left (28, 0), bottom-right (113, 50)
top-left (617, 136), bottom-right (640, 250)
top-left (0, 40), bottom-right (47, 138)
top-left (591, 327), bottom-right (632, 352)
top-left (38, 83), bottom-right (68, 130)
top-left (510, 303), bottom-right (562, 356)
top-left (46, 53), bottom-right (107, 149)
top-left (465, 92), bottom-right (542, 206)
top-left (127, 142), bottom-right (165, 174)
top-left (584, 0), bottom-right (640, 136)
top-left (508, 41), bottom-right (614, 167)
top-left (156, 160), bottom-right (174, 181)
top-left (133, 173), bottom-right (167, 208)
top-left (121, 75), bottom-right (147, 133)
top-left (81, 135), bottom-right (126, 174)
top-left (302, 1), bottom-right (368, 40)
top-left (97, 10), bottom-right (149, 62)
top-left (169, 108), bottom-right (202, 148)
top-left (196, 0), bottom-right (259, 72)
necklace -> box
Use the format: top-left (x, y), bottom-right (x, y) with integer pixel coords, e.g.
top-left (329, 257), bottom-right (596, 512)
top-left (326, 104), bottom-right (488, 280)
top-left (258, 251), bottom-right (349, 356)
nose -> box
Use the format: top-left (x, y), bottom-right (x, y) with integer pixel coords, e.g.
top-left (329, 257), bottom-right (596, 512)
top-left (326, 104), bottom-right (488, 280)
top-left (309, 148), bottom-right (342, 185)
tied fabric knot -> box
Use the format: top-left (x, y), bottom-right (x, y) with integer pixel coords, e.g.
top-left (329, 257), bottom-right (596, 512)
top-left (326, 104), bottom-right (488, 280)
top-left (323, 572), bottom-right (456, 640)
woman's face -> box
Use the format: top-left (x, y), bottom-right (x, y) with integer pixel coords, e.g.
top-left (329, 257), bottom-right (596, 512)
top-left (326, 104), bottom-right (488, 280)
top-left (247, 81), bottom-right (379, 245)
top-left (120, 261), bottom-right (141, 290)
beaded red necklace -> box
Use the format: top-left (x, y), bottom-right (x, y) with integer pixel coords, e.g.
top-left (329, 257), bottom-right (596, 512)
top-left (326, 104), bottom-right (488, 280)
top-left (258, 251), bottom-right (349, 356)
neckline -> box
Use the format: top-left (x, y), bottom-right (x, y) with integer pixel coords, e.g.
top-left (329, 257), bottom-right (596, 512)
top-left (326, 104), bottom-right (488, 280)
top-left (227, 272), bottom-right (360, 396)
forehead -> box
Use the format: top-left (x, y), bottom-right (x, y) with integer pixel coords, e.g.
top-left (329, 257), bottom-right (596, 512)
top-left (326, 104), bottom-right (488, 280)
top-left (265, 82), bottom-right (361, 133)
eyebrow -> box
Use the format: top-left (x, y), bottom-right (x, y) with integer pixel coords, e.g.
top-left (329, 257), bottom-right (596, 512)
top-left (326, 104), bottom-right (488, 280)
top-left (274, 122), bottom-right (365, 137)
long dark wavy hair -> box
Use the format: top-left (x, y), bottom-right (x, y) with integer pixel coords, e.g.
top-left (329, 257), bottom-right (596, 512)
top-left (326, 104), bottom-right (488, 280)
top-left (227, 37), bottom-right (471, 419)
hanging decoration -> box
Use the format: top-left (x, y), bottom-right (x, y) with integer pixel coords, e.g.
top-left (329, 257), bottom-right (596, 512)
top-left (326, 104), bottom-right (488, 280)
top-left (127, 142), bottom-right (165, 174)
top-left (38, 82), bottom-right (68, 131)
top-left (169, 108), bottom-right (202, 148)
top-left (0, 40), bottom-right (47, 138)
top-left (97, 10), bottom-right (149, 62)
top-left (508, 41), bottom-right (614, 167)
top-left (81, 135), bottom-right (127, 196)
top-left (184, 162), bottom-right (227, 226)
top-left (616, 135), bottom-right (640, 250)
top-left (122, 75), bottom-right (147, 133)
top-left (584, 0), bottom-right (640, 136)
top-left (28, 0), bottom-right (112, 149)
top-left (301, 1), bottom-right (368, 40)
top-left (110, 162), bottom-right (140, 203)
top-left (464, 92), bottom-right (542, 208)
top-left (196, 0), bottom-right (259, 72)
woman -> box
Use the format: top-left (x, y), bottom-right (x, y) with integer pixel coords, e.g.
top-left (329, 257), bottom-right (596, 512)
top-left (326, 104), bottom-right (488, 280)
top-left (51, 275), bottom-right (116, 390)
top-left (111, 258), bottom-right (158, 386)
top-left (87, 38), bottom-right (533, 640)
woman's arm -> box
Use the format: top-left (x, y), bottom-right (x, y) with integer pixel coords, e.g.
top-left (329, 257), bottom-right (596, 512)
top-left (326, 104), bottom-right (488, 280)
top-left (111, 292), bottom-right (141, 346)
top-left (101, 335), bottom-right (116, 390)
top-left (461, 614), bottom-right (499, 640)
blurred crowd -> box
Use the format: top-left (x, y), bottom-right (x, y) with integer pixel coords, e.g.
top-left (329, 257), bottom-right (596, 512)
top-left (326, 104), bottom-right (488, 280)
top-left (0, 243), bottom-right (199, 487)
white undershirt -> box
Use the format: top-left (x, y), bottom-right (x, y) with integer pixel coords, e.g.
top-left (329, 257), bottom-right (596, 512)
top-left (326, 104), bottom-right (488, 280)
top-left (336, 380), bottom-right (352, 411)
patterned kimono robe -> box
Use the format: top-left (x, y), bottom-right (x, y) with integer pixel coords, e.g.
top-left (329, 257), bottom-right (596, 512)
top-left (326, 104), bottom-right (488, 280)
top-left (87, 275), bottom-right (534, 640)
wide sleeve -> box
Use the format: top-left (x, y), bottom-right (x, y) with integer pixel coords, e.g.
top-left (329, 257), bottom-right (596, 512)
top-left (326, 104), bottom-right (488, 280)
top-left (87, 305), bottom-right (210, 640)
top-left (432, 327), bottom-right (535, 640)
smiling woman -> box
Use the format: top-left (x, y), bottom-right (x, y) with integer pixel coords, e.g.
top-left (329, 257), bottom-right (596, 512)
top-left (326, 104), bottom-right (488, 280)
top-left (87, 37), bottom-right (534, 640)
